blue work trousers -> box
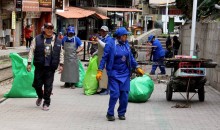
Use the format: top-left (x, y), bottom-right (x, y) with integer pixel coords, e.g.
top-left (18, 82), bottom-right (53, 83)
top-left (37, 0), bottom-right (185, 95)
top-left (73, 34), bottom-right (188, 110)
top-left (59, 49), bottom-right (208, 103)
top-left (107, 77), bottom-right (129, 116)
top-left (151, 58), bottom-right (166, 74)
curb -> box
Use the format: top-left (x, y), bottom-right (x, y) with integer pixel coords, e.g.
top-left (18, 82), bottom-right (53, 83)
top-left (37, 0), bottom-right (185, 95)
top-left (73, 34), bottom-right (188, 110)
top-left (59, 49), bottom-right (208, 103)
top-left (0, 98), bottom-right (7, 104)
top-left (0, 51), bottom-right (28, 60)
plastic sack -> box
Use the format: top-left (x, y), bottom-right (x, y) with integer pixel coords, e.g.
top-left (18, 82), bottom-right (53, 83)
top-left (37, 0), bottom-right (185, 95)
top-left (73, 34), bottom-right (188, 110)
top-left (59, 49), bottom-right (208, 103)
top-left (128, 75), bottom-right (154, 103)
top-left (83, 55), bottom-right (98, 95)
top-left (75, 60), bottom-right (85, 88)
top-left (4, 53), bottom-right (37, 98)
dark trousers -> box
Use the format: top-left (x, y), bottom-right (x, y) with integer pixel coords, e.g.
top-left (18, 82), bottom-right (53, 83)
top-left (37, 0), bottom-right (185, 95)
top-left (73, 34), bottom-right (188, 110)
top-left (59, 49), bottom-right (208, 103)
top-left (25, 38), bottom-right (32, 48)
top-left (33, 67), bottom-right (55, 106)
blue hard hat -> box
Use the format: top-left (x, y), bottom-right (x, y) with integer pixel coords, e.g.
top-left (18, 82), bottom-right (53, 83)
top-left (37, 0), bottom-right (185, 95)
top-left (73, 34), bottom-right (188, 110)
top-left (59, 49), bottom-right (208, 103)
top-left (148, 35), bottom-right (155, 42)
top-left (67, 26), bottom-right (75, 33)
top-left (115, 27), bottom-right (128, 37)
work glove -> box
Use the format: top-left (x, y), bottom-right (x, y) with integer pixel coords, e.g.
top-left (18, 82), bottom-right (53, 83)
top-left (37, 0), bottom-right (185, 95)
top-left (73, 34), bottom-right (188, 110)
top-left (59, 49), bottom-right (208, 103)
top-left (136, 68), bottom-right (144, 76)
top-left (26, 65), bottom-right (31, 72)
top-left (96, 70), bottom-right (103, 80)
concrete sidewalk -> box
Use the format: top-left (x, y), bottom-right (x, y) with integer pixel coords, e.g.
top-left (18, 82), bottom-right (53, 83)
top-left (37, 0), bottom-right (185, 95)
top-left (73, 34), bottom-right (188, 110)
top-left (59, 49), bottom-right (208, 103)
top-left (1, 71), bottom-right (220, 129)
top-left (0, 46), bottom-right (27, 59)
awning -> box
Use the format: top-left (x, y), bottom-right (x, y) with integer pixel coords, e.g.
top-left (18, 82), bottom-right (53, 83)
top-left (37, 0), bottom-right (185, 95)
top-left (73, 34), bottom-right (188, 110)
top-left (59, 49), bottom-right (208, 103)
top-left (56, 7), bottom-right (96, 19)
top-left (39, 7), bottom-right (52, 12)
top-left (96, 7), bottom-right (142, 12)
top-left (94, 13), bottom-right (109, 20)
top-left (22, 0), bottom-right (39, 12)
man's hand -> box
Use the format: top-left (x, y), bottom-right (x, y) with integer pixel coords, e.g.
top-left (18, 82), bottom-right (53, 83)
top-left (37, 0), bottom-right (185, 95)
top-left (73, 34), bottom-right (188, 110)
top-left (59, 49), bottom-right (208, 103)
top-left (27, 65), bottom-right (31, 72)
top-left (136, 68), bottom-right (145, 76)
top-left (96, 70), bottom-right (103, 80)
top-left (58, 65), bottom-right (63, 74)
top-left (94, 36), bottom-right (99, 42)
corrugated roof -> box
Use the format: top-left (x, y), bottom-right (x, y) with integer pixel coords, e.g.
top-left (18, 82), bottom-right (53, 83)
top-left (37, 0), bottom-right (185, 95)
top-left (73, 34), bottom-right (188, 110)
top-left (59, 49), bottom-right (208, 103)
top-left (56, 7), bottom-right (96, 19)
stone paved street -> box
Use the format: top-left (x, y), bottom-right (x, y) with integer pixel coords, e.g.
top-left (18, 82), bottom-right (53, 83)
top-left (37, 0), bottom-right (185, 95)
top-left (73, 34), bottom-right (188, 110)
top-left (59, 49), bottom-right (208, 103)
top-left (0, 71), bottom-right (220, 130)
top-left (0, 46), bottom-right (220, 130)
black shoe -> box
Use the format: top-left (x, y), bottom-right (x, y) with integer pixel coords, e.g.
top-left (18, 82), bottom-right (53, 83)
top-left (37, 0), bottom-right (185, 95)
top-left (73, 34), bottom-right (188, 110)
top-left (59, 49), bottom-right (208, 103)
top-left (158, 72), bottom-right (166, 75)
top-left (118, 115), bottom-right (126, 120)
top-left (106, 115), bottom-right (115, 121)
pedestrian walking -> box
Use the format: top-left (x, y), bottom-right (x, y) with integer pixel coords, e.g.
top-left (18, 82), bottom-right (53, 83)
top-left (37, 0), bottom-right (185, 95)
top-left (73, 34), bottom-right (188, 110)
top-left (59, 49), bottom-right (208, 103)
top-left (165, 35), bottom-right (173, 58)
top-left (95, 26), bottom-right (112, 95)
top-left (96, 27), bottom-right (144, 121)
top-left (148, 35), bottom-right (166, 75)
top-left (26, 22), bottom-right (64, 111)
top-left (173, 36), bottom-right (181, 55)
top-left (24, 24), bottom-right (33, 50)
top-left (60, 26), bottom-right (83, 89)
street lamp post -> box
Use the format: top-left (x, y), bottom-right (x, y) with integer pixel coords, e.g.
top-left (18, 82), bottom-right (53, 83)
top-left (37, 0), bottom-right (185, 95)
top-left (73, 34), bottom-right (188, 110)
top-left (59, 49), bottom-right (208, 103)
top-left (164, 0), bottom-right (169, 34)
top-left (190, 0), bottom-right (198, 56)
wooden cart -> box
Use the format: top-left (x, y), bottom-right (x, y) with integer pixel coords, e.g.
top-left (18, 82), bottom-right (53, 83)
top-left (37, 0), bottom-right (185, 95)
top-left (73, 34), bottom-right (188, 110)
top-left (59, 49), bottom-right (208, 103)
top-left (164, 58), bottom-right (217, 103)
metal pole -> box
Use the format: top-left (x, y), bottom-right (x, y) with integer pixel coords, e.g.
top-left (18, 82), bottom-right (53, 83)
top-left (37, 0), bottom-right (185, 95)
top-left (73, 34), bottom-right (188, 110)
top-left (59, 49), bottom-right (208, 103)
top-left (164, 0), bottom-right (169, 34)
top-left (190, 0), bottom-right (198, 56)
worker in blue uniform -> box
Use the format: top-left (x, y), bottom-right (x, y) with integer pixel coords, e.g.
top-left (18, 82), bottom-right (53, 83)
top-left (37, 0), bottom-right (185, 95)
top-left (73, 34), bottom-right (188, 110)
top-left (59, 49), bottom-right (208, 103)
top-left (96, 27), bottom-right (145, 121)
top-left (148, 35), bottom-right (166, 75)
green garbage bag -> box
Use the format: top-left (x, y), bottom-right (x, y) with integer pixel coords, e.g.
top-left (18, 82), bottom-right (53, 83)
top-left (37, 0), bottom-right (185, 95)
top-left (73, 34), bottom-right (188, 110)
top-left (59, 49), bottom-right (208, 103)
top-left (75, 60), bottom-right (85, 88)
top-left (83, 55), bottom-right (98, 95)
top-left (4, 53), bottom-right (37, 98)
top-left (128, 75), bottom-right (154, 103)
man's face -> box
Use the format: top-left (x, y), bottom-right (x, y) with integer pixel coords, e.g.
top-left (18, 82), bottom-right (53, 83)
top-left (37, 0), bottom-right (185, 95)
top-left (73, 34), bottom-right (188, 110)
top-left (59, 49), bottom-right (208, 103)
top-left (100, 29), bottom-right (108, 37)
top-left (68, 32), bottom-right (74, 37)
top-left (44, 26), bottom-right (54, 37)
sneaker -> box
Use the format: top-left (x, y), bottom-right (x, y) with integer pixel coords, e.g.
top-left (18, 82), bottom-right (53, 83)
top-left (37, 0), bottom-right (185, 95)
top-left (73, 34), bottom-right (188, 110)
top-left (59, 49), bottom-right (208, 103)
top-left (106, 115), bottom-right (115, 121)
top-left (36, 98), bottom-right (42, 106)
top-left (118, 115), bottom-right (126, 120)
top-left (42, 104), bottom-right (49, 111)
top-left (99, 89), bottom-right (109, 95)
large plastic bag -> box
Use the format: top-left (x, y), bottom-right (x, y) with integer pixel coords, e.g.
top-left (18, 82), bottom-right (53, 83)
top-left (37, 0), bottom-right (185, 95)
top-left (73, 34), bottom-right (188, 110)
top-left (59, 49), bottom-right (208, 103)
top-left (83, 55), bottom-right (98, 95)
top-left (75, 60), bottom-right (85, 88)
top-left (128, 75), bottom-right (154, 103)
top-left (4, 53), bottom-right (37, 98)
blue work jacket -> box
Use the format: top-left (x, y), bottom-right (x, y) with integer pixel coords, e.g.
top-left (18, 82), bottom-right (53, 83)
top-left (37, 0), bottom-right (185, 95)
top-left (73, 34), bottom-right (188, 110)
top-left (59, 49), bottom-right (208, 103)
top-left (98, 38), bottom-right (138, 77)
top-left (152, 39), bottom-right (165, 61)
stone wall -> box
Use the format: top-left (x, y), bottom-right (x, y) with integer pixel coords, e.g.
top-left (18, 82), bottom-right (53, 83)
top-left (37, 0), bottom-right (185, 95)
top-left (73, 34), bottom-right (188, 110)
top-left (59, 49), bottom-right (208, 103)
top-left (135, 29), bottom-right (162, 44)
top-left (180, 22), bottom-right (220, 91)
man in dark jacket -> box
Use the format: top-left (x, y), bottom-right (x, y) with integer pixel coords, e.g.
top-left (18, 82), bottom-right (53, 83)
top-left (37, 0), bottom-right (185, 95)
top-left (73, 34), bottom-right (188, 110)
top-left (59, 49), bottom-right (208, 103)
top-left (27, 23), bottom-right (64, 111)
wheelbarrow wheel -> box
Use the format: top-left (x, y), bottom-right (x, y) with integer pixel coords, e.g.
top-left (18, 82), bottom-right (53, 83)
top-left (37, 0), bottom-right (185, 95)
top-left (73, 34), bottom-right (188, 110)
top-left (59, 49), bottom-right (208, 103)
top-left (166, 82), bottom-right (173, 101)
top-left (198, 85), bottom-right (205, 102)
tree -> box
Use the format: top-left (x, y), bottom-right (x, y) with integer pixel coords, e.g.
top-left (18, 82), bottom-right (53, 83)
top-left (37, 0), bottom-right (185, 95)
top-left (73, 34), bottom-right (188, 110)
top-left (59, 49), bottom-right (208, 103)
top-left (176, 0), bottom-right (220, 21)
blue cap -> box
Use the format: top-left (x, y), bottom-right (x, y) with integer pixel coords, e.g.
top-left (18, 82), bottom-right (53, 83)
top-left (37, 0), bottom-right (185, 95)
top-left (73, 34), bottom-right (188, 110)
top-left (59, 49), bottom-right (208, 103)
top-left (67, 26), bottom-right (75, 33)
top-left (115, 27), bottom-right (128, 37)
top-left (148, 35), bottom-right (154, 42)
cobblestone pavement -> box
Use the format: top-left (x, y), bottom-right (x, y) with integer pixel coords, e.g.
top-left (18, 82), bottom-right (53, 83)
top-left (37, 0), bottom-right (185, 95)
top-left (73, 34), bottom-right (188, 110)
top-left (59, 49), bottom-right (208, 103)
top-left (0, 71), bottom-right (220, 130)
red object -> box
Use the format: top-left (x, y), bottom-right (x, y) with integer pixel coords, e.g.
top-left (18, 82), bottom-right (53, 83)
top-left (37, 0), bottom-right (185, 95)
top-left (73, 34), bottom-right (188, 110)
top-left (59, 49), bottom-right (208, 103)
top-left (24, 27), bottom-right (33, 39)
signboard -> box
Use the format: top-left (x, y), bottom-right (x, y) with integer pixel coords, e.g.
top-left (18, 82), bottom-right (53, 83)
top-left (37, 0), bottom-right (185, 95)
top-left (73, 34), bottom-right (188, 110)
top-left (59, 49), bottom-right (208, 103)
top-left (12, 11), bottom-right (16, 29)
top-left (55, 0), bottom-right (63, 10)
top-left (39, 0), bottom-right (52, 8)
top-left (26, 12), bottom-right (41, 18)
